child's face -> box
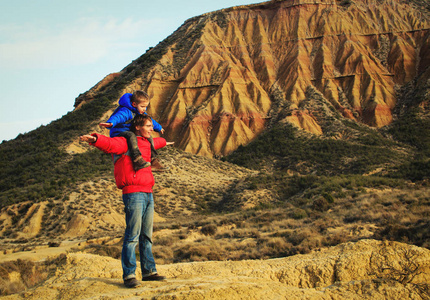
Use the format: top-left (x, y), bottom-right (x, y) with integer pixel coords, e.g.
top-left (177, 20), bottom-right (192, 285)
top-left (132, 101), bottom-right (149, 114)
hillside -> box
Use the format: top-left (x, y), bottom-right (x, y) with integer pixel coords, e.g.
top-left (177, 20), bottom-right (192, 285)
top-left (1, 0), bottom-right (430, 298)
top-left (75, 0), bottom-right (430, 157)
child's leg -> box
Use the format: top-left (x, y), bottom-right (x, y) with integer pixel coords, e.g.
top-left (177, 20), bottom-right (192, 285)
top-left (119, 131), bottom-right (150, 170)
top-left (119, 131), bottom-right (140, 159)
top-left (147, 136), bottom-right (169, 171)
top-left (147, 136), bottom-right (158, 158)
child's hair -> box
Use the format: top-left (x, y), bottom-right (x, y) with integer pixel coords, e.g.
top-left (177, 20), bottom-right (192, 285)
top-left (131, 90), bottom-right (150, 104)
top-left (131, 114), bottom-right (152, 133)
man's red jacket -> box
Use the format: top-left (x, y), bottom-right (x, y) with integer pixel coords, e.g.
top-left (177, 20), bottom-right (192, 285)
top-left (90, 133), bottom-right (167, 194)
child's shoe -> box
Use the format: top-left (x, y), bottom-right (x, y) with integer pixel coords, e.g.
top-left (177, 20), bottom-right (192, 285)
top-left (133, 156), bottom-right (151, 171)
top-left (151, 158), bottom-right (169, 172)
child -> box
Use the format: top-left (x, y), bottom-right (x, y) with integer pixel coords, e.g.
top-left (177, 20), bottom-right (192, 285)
top-left (100, 90), bottom-right (167, 171)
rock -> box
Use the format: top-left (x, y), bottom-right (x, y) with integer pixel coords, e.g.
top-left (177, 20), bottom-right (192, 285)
top-left (5, 239), bottom-right (429, 299)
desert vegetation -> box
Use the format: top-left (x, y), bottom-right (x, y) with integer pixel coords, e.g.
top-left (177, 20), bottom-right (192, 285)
top-left (157, 184), bottom-right (429, 262)
top-left (56, 181), bottom-right (428, 265)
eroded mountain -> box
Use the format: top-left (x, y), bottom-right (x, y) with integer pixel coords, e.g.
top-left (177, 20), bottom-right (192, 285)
top-left (75, 0), bottom-right (430, 157)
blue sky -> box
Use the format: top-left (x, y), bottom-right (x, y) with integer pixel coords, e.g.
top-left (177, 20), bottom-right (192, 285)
top-left (0, 0), bottom-right (262, 142)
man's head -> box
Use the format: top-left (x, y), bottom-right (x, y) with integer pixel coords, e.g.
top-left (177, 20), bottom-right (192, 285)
top-left (131, 90), bottom-right (150, 114)
top-left (131, 114), bottom-right (153, 138)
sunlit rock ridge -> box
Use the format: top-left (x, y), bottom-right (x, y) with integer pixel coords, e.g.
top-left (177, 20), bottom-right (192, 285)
top-left (76, 0), bottom-right (430, 157)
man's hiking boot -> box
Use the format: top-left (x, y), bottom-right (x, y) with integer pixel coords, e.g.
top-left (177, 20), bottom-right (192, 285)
top-left (151, 158), bottom-right (169, 172)
top-left (133, 156), bottom-right (151, 171)
top-left (124, 278), bottom-right (141, 288)
top-left (142, 273), bottom-right (166, 281)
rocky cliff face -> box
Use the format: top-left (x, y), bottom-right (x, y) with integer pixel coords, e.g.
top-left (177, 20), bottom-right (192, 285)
top-left (76, 0), bottom-right (430, 157)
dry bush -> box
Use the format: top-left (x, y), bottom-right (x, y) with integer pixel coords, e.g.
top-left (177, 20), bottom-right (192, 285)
top-left (217, 228), bottom-right (260, 239)
top-left (85, 244), bottom-right (122, 259)
top-left (0, 279), bottom-right (26, 296)
top-left (256, 237), bottom-right (293, 258)
top-left (370, 245), bottom-right (430, 299)
top-left (313, 216), bottom-right (341, 232)
top-left (291, 208), bottom-right (308, 219)
top-left (322, 230), bottom-right (349, 247)
top-left (174, 242), bottom-right (225, 262)
top-left (201, 224), bottom-right (217, 236)
top-left (153, 246), bottom-right (174, 264)
top-left (0, 255), bottom-right (65, 296)
top-left (311, 196), bottom-right (330, 212)
top-left (155, 236), bottom-right (177, 247)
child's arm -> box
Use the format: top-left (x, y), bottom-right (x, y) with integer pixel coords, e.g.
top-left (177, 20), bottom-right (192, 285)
top-left (106, 107), bottom-right (133, 128)
top-left (99, 123), bottom-right (113, 128)
top-left (150, 117), bottom-right (164, 133)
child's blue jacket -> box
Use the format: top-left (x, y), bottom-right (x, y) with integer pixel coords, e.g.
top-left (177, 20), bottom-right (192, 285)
top-left (106, 93), bottom-right (163, 137)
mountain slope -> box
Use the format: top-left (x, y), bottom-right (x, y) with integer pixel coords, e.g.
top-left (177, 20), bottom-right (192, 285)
top-left (75, 0), bottom-right (430, 157)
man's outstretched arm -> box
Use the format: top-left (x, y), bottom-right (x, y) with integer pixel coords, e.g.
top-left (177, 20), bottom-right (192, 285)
top-left (80, 133), bottom-right (128, 155)
top-left (80, 134), bottom-right (97, 143)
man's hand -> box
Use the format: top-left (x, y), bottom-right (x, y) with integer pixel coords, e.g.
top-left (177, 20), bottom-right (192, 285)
top-left (166, 142), bottom-right (174, 146)
top-left (99, 123), bottom-right (113, 128)
top-left (80, 135), bottom-right (97, 143)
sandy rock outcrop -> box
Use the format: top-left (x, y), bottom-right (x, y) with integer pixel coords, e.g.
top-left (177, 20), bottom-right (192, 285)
top-left (5, 239), bottom-right (430, 299)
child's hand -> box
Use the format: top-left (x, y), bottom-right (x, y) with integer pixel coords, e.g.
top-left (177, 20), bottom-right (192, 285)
top-left (166, 142), bottom-right (174, 146)
top-left (99, 122), bottom-right (113, 128)
top-left (80, 135), bottom-right (97, 143)
top-left (160, 128), bottom-right (165, 134)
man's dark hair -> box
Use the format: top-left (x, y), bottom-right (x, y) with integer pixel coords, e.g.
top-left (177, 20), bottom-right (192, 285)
top-left (131, 114), bottom-right (152, 133)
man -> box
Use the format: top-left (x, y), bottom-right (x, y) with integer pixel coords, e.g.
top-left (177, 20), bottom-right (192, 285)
top-left (80, 114), bottom-right (173, 288)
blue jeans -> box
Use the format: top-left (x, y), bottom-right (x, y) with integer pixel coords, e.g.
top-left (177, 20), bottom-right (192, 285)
top-left (122, 192), bottom-right (157, 280)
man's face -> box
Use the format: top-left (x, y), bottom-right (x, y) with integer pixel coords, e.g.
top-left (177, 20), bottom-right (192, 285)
top-left (135, 120), bottom-right (153, 138)
top-left (132, 101), bottom-right (149, 114)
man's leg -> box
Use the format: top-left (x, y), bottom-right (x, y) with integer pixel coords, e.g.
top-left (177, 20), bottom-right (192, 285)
top-left (139, 193), bottom-right (156, 275)
top-left (139, 193), bottom-right (165, 281)
top-left (122, 193), bottom-right (144, 282)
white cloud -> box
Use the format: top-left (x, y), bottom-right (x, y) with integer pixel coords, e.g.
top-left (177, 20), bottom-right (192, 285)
top-left (0, 17), bottom-right (166, 70)
top-left (0, 11), bottom-right (179, 142)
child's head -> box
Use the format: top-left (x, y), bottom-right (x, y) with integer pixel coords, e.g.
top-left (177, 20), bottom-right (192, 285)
top-left (131, 90), bottom-right (150, 114)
